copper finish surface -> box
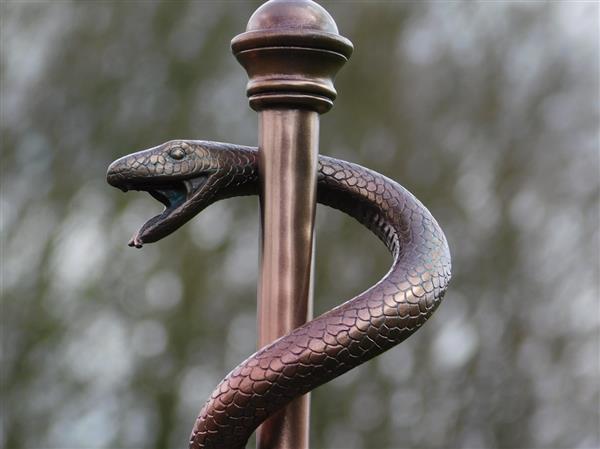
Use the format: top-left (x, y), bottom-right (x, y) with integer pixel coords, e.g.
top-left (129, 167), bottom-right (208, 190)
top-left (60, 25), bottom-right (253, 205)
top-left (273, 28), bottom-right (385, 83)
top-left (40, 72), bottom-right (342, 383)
top-left (232, 0), bottom-right (352, 114)
top-left (106, 2), bottom-right (453, 448)
top-left (256, 109), bottom-right (318, 449)
top-left (232, 2), bottom-right (352, 448)
top-left (257, 110), bottom-right (318, 345)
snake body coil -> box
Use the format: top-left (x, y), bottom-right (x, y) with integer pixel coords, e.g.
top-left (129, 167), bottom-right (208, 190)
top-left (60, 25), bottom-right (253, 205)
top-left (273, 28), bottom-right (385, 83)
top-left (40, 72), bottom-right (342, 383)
top-left (106, 140), bottom-right (451, 449)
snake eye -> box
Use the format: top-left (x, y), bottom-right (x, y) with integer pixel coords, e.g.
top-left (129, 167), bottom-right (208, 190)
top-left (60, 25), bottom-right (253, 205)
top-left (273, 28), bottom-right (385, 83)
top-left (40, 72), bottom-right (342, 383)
top-left (169, 147), bottom-right (185, 160)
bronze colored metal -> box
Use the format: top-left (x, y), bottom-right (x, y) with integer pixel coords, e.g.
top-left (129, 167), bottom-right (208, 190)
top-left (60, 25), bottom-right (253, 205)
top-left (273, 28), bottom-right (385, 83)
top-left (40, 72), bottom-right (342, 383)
top-left (231, 0), bottom-right (353, 114)
top-left (232, 2), bottom-right (352, 447)
top-left (255, 109), bottom-right (317, 449)
top-left (106, 2), bottom-right (452, 448)
top-left (106, 140), bottom-right (452, 449)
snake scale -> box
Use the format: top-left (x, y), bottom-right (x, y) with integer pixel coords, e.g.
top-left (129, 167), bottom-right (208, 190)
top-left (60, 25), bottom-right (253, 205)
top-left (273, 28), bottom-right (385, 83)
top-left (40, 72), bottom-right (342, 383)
top-left (106, 140), bottom-right (451, 449)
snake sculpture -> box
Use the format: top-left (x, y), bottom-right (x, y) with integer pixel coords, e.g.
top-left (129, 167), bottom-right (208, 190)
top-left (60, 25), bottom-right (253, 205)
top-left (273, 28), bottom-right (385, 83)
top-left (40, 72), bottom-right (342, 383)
top-left (107, 140), bottom-right (451, 449)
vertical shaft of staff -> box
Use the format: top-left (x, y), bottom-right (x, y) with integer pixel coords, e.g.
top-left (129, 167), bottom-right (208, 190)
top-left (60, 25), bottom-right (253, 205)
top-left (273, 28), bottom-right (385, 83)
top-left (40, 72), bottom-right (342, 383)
top-left (256, 109), bottom-right (318, 449)
top-left (231, 1), bottom-right (353, 447)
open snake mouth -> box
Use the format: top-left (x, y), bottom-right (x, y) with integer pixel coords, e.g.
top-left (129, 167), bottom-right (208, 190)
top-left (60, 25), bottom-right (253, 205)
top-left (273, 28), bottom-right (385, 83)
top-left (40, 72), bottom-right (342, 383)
top-left (126, 176), bottom-right (209, 248)
top-left (148, 183), bottom-right (189, 211)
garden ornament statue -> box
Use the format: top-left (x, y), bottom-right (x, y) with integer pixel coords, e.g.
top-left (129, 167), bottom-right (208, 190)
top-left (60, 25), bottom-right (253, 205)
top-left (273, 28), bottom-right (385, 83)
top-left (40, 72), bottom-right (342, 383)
top-left (106, 1), bottom-right (451, 448)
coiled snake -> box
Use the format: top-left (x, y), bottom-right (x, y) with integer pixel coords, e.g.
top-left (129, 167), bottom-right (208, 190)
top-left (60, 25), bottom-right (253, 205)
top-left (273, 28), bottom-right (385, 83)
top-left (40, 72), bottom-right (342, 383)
top-left (107, 140), bottom-right (451, 448)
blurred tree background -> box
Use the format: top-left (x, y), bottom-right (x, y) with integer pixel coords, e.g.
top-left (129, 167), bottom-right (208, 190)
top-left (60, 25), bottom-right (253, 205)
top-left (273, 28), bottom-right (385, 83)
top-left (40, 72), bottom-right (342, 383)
top-left (1, 1), bottom-right (598, 449)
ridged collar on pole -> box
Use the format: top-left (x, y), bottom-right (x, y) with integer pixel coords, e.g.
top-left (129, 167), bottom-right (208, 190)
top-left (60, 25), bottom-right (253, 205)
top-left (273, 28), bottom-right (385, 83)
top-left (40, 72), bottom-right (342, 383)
top-left (231, 0), bottom-right (353, 114)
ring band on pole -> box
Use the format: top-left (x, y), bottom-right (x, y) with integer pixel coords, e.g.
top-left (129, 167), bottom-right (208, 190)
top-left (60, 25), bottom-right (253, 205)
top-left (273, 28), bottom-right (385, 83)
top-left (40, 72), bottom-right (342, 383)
top-left (232, 0), bottom-right (353, 114)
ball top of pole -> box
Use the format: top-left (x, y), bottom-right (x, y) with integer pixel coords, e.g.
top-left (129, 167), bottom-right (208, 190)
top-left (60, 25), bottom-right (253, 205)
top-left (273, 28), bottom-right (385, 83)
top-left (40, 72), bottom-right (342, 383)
top-left (231, 0), bottom-right (353, 113)
top-left (247, 0), bottom-right (339, 34)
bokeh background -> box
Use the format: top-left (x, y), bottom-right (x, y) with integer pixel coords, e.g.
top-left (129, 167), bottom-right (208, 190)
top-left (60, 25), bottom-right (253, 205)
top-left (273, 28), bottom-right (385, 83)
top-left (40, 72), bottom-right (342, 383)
top-left (2, 1), bottom-right (599, 449)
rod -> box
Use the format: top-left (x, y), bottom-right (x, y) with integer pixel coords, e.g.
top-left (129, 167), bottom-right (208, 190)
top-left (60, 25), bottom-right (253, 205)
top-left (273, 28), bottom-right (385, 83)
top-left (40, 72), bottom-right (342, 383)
top-left (255, 109), bottom-right (318, 449)
top-left (232, 1), bottom-right (352, 448)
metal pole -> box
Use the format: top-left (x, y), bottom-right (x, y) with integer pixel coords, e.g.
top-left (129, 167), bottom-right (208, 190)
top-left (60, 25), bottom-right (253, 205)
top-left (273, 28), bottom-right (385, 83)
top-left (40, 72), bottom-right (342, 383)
top-left (232, 2), bottom-right (352, 448)
top-left (255, 107), bottom-right (318, 449)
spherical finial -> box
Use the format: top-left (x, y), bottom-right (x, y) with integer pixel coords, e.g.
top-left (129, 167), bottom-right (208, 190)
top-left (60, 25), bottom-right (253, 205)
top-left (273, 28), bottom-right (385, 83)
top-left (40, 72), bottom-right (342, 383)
top-left (246, 0), bottom-right (338, 34)
top-left (231, 0), bottom-right (353, 114)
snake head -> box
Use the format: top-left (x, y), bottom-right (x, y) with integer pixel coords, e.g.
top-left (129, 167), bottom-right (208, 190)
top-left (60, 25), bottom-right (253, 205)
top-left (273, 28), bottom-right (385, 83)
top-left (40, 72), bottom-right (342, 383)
top-left (107, 140), bottom-right (224, 248)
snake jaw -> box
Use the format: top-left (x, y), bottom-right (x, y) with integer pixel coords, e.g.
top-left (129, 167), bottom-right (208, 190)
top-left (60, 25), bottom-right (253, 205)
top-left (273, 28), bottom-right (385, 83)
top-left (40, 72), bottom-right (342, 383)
top-left (126, 175), bottom-right (211, 248)
top-left (107, 140), bottom-right (262, 249)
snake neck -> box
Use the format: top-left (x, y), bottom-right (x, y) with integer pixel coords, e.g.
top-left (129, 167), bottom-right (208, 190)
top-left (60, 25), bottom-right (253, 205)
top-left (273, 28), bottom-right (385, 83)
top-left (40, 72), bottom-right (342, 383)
top-left (212, 146), bottom-right (403, 260)
top-left (209, 144), bottom-right (260, 201)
